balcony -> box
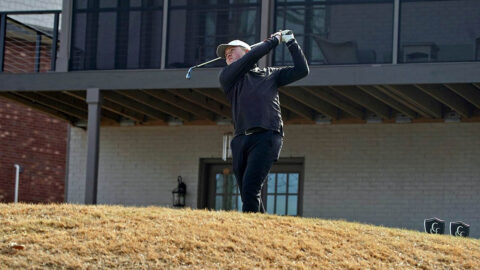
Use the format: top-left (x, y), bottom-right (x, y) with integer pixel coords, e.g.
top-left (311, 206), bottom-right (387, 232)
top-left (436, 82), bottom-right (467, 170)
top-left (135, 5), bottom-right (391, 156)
top-left (0, 2), bottom-right (479, 127)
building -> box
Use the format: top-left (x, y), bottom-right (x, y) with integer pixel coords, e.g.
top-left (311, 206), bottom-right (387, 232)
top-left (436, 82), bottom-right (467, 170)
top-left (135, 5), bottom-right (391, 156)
top-left (1, 0), bottom-right (479, 237)
top-left (0, 1), bottom-right (67, 203)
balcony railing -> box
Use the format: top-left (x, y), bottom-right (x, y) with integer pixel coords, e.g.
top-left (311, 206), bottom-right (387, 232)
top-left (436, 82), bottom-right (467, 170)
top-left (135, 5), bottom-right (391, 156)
top-left (0, 10), bottom-right (61, 73)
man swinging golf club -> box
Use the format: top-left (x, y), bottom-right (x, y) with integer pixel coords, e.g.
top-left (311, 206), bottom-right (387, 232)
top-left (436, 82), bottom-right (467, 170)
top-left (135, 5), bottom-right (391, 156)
top-left (218, 30), bottom-right (309, 213)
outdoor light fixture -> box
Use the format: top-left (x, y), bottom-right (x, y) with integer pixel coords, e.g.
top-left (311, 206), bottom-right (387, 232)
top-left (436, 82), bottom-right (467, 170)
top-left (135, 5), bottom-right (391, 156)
top-left (315, 114), bottom-right (331, 125)
top-left (119, 119), bottom-right (135, 126)
top-left (74, 120), bottom-right (88, 127)
top-left (216, 117), bottom-right (233, 125)
top-left (168, 117), bottom-right (184, 126)
top-left (444, 111), bottom-right (461, 123)
top-left (366, 113), bottom-right (382, 124)
top-left (395, 113), bottom-right (412, 123)
top-left (172, 176), bottom-right (186, 207)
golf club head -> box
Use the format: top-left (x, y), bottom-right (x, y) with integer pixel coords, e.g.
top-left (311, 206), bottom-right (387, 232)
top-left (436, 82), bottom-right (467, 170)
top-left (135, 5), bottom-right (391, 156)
top-left (186, 67), bottom-right (193, 79)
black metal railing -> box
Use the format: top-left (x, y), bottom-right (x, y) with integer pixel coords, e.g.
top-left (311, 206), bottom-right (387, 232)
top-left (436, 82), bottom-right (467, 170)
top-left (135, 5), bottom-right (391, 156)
top-left (0, 10), bottom-right (61, 73)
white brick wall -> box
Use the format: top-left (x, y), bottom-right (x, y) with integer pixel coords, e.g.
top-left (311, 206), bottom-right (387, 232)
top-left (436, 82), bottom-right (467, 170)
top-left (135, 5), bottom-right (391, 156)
top-left (67, 125), bottom-right (234, 207)
top-left (284, 123), bottom-right (480, 237)
top-left (67, 122), bottom-right (480, 237)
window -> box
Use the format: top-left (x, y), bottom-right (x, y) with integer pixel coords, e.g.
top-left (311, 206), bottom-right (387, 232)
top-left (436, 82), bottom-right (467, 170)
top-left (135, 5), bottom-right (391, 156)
top-left (274, 0), bottom-right (394, 65)
top-left (201, 160), bottom-right (303, 216)
top-left (166, 0), bottom-right (261, 68)
top-left (70, 0), bottom-right (163, 70)
top-left (399, 0), bottom-right (480, 63)
top-left (214, 171), bottom-right (242, 211)
top-left (265, 172), bottom-right (300, 216)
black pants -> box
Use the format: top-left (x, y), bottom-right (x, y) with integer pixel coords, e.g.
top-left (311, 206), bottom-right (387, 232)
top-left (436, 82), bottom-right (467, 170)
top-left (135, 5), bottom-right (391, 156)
top-left (231, 129), bottom-right (283, 213)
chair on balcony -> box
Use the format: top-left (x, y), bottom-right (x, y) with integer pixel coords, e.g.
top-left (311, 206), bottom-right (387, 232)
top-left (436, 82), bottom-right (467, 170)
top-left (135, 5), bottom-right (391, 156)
top-left (311, 35), bottom-right (376, 64)
top-left (401, 42), bottom-right (439, 63)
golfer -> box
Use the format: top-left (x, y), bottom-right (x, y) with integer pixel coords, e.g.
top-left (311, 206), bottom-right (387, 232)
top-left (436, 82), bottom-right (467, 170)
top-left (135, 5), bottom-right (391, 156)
top-left (217, 30), bottom-right (309, 213)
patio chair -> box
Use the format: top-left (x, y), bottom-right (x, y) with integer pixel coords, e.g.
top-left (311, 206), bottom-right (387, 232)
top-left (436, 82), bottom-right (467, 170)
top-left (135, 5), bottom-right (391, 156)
top-left (312, 35), bottom-right (376, 64)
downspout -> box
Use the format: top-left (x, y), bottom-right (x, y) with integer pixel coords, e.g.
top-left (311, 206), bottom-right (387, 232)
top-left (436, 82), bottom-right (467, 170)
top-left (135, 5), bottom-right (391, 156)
top-left (13, 164), bottom-right (21, 203)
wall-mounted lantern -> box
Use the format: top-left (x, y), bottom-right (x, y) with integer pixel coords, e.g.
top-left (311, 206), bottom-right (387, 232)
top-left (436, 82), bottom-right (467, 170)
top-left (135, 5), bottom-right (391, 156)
top-left (172, 176), bottom-right (186, 207)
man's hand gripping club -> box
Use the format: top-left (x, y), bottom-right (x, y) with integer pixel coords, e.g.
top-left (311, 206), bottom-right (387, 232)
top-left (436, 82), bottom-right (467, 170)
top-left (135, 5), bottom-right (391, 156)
top-left (270, 30), bottom-right (295, 43)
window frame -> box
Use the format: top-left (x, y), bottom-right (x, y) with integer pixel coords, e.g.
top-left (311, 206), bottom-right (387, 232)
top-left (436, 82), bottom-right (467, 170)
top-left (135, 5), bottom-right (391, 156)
top-left (165, 0), bottom-right (262, 69)
top-left (70, 0), bottom-right (164, 70)
top-left (264, 167), bottom-right (303, 216)
top-left (273, 0), bottom-right (395, 66)
top-left (198, 157), bottom-right (304, 216)
top-left (213, 168), bottom-right (242, 211)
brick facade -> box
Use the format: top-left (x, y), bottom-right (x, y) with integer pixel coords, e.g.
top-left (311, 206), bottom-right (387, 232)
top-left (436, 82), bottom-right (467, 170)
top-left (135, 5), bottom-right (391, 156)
top-left (66, 123), bottom-right (480, 237)
top-left (0, 97), bottom-right (68, 203)
top-left (4, 36), bottom-right (53, 73)
top-left (0, 1), bottom-right (67, 203)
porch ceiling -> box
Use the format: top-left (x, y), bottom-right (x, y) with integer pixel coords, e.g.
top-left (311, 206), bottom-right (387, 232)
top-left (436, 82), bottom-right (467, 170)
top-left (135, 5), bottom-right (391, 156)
top-left (1, 83), bottom-right (479, 126)
top-left (0, 63), bottom-right (479, 126)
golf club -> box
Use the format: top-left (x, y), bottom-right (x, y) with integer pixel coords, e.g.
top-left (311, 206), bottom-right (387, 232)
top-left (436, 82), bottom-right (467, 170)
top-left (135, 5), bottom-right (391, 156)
top-left (186, 41), bottom-right (264, 79)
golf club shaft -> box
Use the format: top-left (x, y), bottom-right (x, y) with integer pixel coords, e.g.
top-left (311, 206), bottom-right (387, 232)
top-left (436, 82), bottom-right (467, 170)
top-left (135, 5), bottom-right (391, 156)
top-left (192, 57), bottom-right (222, 69)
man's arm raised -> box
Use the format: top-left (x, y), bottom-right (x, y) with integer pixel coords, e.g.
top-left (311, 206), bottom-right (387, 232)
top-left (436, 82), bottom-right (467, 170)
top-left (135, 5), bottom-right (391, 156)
top-left (275, 31), bottom-right (309, 87)
top-left (219, 36), bottom-right (280, 91)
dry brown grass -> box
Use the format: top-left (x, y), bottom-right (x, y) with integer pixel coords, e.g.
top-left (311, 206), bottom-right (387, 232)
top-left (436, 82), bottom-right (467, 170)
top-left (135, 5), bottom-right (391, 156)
top-left (0, 203), bottom-right (479, 269)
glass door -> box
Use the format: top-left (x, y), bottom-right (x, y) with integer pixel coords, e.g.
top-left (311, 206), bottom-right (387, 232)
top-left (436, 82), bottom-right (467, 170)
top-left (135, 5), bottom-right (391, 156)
top-left (264, 170), bottom-right (300, 216)
top-left (208, 165), bottom-right (242, 212)
top-left (205, 162), bottom-right (303, 215)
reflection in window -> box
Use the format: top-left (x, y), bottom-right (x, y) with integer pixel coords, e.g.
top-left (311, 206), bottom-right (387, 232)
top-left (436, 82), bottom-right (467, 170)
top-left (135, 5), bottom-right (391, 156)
top-left (399, 0), bottom-right (480, 63)
top-left (265, 172), bottom-right (300, 216)
top-left (214, 173), bottom-right (242, 211)
top-left (167, 0), bottom-right (261, 68)
top-left (274, 0), bottom-right (393, 65)
top-left (70, 0), bottom-right (163, 70)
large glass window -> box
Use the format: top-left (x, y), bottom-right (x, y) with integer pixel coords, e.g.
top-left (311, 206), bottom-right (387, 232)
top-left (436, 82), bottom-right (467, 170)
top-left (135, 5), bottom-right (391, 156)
top-left (166, 0), bottom-right (261, 68)
top-left (70, 0), bottom-right (163, 70)
top-left (399, 0), bottom-right (480, 63)
top-left (274, 0), bottom-right (394, 65)
top-left (207, 163), bottom-right (303, 216)
top-left (214, 172), bottom-right (242, 211)
top-left (265, 172), bottom-right (300, 216)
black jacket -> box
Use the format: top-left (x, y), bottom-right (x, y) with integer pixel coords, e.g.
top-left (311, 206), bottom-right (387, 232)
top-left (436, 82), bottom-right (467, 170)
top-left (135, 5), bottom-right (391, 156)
top-left (219, 37), bottom-right (309, 136)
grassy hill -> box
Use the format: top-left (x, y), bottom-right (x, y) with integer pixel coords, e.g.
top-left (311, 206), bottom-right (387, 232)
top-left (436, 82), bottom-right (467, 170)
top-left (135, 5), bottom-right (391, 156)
top-left (1, 204), bottom-right (479, 269)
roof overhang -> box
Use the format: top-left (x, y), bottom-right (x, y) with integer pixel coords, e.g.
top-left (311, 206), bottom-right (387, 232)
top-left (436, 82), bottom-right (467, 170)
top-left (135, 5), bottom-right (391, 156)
top-left (1, 63), bottom-right (479, 126)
